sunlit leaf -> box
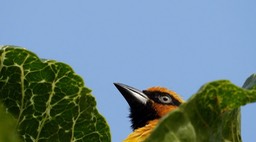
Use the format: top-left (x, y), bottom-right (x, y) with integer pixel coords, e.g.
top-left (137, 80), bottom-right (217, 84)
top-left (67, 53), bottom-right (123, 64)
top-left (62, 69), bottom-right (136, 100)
top-left (0, 103), bottom-right (20, 142)
top-left (0, 46), bottom-right (111, 142)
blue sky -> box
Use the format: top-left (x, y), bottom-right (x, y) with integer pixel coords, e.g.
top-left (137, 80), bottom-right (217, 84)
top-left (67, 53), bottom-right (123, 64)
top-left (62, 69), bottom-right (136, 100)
top-left (1, 1), bottom-right (256, 141)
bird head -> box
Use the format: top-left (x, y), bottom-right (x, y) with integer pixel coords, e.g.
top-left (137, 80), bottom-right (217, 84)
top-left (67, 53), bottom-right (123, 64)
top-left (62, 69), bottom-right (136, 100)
top-left (114, 83), bottom-right (184, 130)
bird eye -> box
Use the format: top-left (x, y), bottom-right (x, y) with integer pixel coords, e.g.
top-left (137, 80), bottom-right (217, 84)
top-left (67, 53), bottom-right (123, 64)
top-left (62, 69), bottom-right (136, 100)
top-left (158, 95), bottom-right (172, 104)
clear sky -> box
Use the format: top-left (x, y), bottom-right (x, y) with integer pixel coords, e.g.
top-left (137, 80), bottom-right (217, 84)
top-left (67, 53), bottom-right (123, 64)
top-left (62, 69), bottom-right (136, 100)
top-left (1, 1), bottom-right (256, 141)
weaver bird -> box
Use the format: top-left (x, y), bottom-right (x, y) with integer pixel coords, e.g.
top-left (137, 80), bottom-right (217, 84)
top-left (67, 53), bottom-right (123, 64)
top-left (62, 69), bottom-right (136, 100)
top-left (114, 83), bottom-right (184, 142)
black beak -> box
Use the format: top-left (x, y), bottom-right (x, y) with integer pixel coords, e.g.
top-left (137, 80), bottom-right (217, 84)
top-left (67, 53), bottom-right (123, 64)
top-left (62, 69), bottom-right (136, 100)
top-left (114, 83), bottom-right (157, 130)
top-left (114, 83), bottom-right (149, 108)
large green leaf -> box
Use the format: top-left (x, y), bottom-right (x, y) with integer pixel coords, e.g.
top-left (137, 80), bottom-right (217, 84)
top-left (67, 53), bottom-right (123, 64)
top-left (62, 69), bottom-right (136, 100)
top-left (0, 46), bottom-right (111, 142)
top-left (145, 75), bottom-right (256, 142)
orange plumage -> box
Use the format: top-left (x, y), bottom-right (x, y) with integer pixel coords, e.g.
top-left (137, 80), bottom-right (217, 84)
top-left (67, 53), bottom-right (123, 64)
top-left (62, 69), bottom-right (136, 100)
top-left (114, 83), bottom-right (184, 142)
top-left (123, 120), bottom-right (158, 142)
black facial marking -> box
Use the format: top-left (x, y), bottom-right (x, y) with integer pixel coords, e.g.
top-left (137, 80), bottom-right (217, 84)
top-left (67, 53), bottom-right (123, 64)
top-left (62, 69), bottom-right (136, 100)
top-left (129, 101), bottom-right (160, 130)
top-left (143, 90), bottom-right (181, 106)
top-left (128, 89), bottom-right (182, 130)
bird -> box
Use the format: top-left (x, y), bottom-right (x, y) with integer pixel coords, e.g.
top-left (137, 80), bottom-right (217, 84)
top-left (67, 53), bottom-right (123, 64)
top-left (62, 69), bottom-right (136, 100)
top-left (114, 83), bottom-right (184, 142)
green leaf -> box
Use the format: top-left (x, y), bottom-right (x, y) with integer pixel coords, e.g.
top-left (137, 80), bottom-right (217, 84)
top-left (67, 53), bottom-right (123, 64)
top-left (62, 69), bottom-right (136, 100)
top-left (145, 75), bottom-right (256, 142)
top-left (0, 46), bottom-right (111, 142)
top-left (0, 102), bottom-right (21, 142)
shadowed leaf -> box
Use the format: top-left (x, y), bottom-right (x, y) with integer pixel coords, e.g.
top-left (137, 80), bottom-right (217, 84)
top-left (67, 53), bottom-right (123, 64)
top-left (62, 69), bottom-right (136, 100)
top-left (145, 75), bottom-right (256, 142)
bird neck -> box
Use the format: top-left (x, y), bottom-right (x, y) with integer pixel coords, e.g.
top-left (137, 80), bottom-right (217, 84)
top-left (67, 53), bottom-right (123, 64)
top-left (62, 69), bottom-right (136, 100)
top-left (129, 102), bottom-right (160, 130)
top-left (124, 119), bottom-right (159, 142)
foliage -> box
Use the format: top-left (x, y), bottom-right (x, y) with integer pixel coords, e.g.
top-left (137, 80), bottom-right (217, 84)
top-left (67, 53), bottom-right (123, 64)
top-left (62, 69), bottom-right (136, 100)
top-left (145, 75), bottom-right (256, 142)
top-left (0, 46), bottom-right (110, 142)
